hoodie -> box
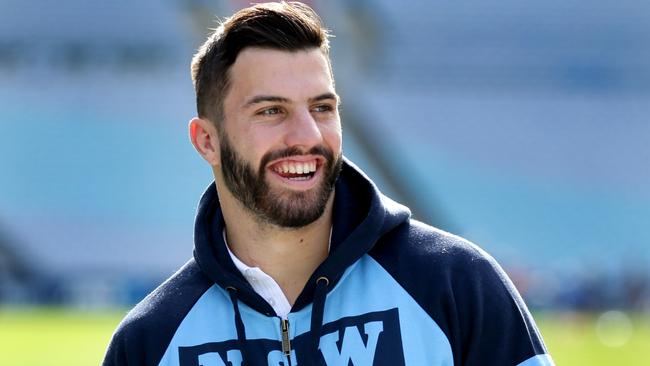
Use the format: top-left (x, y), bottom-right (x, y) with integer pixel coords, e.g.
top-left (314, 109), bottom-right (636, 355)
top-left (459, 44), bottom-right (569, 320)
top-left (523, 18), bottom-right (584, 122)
top-left (103, 159), bottom-right (554, 366)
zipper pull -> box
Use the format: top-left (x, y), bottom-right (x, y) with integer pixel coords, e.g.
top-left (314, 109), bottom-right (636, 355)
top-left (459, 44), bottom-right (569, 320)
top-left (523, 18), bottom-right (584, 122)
top-left (281, 319), bottom-right (291, 357)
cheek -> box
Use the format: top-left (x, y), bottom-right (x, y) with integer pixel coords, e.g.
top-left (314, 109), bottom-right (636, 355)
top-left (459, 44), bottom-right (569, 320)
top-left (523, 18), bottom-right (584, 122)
top-left (246, 129), bottom-right (283, 160)
top-left (322, 123), bottom-right (342, 152)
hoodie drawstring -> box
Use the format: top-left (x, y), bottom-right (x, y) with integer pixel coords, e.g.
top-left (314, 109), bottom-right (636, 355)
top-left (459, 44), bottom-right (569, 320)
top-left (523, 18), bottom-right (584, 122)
top-left (309, 276), bottom-right (329, 364)
top-left (227, 277), bottom-right (329, 365)
top-left (227, 287), bottom-right (250, 365)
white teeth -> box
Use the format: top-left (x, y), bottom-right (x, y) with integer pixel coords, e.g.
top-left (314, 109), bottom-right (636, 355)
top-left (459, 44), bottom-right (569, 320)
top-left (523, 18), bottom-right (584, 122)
top-left (274, 160), bottom-right (318, 175)
top-left (289, 176), bottom-right (310, 181)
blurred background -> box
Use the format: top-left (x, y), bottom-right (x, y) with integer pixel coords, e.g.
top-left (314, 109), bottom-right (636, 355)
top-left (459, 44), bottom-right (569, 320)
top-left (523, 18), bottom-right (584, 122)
top-left (1, 0), bottom-right (649, 364)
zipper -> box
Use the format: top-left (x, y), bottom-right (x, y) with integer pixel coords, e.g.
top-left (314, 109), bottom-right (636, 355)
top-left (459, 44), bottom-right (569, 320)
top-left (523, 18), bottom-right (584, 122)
top-left (281, 318), bottom-right (291, 357)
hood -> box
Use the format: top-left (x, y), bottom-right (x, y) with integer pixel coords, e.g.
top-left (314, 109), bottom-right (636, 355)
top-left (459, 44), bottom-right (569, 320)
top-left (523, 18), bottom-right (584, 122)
top-left (192, 157), bottom-right (411, 315)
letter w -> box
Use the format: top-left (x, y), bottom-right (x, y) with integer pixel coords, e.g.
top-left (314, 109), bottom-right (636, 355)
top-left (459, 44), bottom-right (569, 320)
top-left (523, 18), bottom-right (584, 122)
top-left (319, 321), bottom-right (384, 366)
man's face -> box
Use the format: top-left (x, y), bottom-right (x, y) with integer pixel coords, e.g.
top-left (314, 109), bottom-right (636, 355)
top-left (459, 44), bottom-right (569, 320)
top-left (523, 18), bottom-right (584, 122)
top-left (218, 47), bottom-right (343, 228)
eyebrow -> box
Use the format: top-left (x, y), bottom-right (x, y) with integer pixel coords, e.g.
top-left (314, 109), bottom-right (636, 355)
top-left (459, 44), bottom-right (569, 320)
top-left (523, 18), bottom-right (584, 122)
top-left (309, 92), bottom-right (339, 104)
top-left (242, 92), bottom-right (339, 109)
top-left (243, 95), bottom-right (289, 109)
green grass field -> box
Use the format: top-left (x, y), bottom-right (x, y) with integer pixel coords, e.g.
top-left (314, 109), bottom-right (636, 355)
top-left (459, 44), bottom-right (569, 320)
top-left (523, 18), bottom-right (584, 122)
top-left (0, 308), bottom-right (125, 366)
top-left (1, 308), bottom-right (649, 365)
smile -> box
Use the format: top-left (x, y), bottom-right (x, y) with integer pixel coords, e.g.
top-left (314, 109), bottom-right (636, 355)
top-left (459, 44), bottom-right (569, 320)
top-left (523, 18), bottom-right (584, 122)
top-left (269, 159), bottom-right (321, 182)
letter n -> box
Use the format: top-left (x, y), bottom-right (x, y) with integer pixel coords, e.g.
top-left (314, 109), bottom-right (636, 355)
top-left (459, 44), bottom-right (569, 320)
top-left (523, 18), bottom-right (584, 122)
top-left (197, 350), bottom-right (242, 366)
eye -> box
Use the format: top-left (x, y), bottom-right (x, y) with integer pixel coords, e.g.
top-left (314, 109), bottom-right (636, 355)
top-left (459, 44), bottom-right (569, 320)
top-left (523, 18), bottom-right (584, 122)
top-left (257, 107), bottom-right (282, 116)
top-left (312, 104), bottom-right (335, 113)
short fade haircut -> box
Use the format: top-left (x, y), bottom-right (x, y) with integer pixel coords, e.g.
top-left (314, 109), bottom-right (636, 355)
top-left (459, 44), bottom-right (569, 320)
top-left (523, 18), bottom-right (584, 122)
top-left (191, 1), bottom-right (332, 127)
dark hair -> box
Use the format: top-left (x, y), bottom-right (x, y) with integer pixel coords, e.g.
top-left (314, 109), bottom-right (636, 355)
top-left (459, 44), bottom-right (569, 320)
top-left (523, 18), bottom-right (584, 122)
top-left (191, 1), bottom-right (332, 126)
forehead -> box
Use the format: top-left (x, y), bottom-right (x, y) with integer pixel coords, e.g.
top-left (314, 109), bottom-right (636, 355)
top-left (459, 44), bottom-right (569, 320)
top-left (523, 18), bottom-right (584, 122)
top-left (225, 47), bottom-right (334, 105)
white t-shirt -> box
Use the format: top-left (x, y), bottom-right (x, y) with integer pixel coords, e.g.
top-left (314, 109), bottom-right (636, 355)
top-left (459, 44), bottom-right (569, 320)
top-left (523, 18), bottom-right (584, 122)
top-left (223, 231), bottom-right (292, 319)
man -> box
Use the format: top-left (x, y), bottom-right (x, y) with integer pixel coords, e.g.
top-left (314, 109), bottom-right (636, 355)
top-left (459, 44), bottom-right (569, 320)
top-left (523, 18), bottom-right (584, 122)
top-left (103, 2), bottom-right (554, 365)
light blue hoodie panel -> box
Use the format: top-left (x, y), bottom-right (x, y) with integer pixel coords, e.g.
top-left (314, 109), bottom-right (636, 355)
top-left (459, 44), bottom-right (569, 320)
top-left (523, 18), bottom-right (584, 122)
top-left (156, 284), bottom-right (282, 366)
top-left (518, 354), bottom-right (555, 366)
top-left (156, 254), bottom-right (454, 365)
top-left (288, 254), bottom-right (453, 365)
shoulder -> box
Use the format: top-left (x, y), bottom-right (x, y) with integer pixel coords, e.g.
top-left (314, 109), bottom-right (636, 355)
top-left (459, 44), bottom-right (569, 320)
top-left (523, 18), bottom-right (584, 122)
top-left (369, 219), bottom-right (510, 313)
top-left (373, 219), bottom-right (525, 319)
top-left (102, 259), bottom-right (214, 366)
top-left (370, 219), bottom-right (549, 366)
top-left (371, 218), bottom-right (498, 277)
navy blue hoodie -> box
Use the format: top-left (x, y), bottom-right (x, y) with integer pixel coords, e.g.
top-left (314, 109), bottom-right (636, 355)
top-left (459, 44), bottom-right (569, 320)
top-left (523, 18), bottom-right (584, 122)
top-left (103, 159), bottom-right (554, 366)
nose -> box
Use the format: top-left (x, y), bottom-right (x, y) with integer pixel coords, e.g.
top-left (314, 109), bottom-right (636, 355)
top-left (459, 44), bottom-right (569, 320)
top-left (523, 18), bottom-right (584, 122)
top-left (283, 108), bottom-right (323, 149)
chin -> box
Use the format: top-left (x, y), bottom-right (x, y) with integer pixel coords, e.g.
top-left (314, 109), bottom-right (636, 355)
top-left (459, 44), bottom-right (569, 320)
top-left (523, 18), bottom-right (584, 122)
top-left (262, 188), bottom-right (331, 228)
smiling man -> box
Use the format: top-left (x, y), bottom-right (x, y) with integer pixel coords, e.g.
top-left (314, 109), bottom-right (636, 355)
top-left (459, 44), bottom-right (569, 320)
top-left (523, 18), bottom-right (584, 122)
top-left (103, 2), bottom-right (554, 366)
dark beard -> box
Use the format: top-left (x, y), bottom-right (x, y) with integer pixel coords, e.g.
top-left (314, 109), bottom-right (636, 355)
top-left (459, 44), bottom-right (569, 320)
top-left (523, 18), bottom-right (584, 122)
top-left (219, 132), bottom-right (342, 228)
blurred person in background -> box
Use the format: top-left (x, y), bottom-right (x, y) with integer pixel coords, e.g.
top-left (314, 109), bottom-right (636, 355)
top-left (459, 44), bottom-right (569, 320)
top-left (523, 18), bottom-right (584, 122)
top-left (103, 2), bottom-right (553, 365)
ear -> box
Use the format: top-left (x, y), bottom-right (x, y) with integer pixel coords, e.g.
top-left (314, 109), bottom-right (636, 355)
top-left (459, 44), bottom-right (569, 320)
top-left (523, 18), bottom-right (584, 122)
top-left (189, 117), bottom-right (221, 166)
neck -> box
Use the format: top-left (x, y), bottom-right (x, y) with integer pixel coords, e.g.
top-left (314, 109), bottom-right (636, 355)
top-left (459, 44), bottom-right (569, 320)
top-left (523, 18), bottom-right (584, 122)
top-left (218, 183), bottom-right (334, 305)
